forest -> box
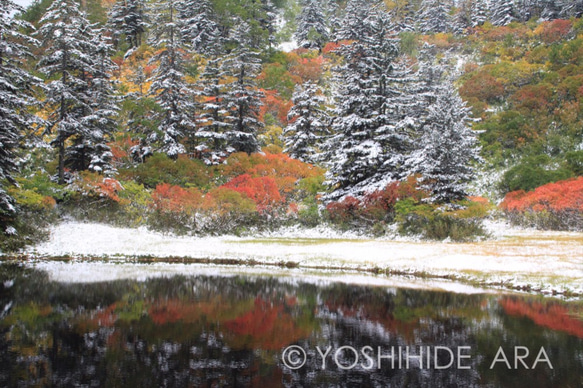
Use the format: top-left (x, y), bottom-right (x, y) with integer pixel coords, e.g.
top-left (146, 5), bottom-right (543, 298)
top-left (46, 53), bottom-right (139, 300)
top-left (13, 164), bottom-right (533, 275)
top-left (1, 0), bottom-right (583, 249)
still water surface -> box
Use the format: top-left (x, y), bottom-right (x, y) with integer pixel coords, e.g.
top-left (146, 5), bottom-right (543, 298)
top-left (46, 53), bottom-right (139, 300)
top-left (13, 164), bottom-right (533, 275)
top-left (0, 263), bottom-right (582, 387)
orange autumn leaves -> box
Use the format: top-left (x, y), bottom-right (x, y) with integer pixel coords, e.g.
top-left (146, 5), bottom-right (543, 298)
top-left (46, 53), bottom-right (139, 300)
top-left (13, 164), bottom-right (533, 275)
top-left (152, 152), bottom-right (323, 216)
top-left (501, 177), bottom-right (583, 213)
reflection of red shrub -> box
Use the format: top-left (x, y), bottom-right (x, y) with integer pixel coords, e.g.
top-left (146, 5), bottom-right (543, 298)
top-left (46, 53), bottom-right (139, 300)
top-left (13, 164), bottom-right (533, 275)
top-left (500, 297), bottom-right (583, 338)
top-left (224, 298), bottom-right (308, 350)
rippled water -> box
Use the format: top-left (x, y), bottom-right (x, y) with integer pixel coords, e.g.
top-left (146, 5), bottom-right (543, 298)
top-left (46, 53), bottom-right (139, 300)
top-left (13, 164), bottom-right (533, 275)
top-left (0, 263), bottom-right (582, 387)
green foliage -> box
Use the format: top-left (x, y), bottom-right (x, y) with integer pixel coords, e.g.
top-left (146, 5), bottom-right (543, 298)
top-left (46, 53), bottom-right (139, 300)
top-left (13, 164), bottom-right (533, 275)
top-left (399, 32), bottom-right (418, 56)
top-left (565, 150), bottom-right (583, 175)
top-left (395, 198), bottom-right (489, 241)
top-left (258, 62), bottom-right (297, 99)
top-left (500, 155), bottom-right (575, 192)
top-left (0, 207), bottom-right (56, 252)
top-left (117, 181), bottom-right (152, 226)
top-left (119, 153), bottom-right (212, 189)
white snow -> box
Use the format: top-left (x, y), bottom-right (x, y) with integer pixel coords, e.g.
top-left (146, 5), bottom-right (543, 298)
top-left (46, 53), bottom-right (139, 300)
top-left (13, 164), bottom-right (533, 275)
top-left (22, 221), bottom-right (583, 295)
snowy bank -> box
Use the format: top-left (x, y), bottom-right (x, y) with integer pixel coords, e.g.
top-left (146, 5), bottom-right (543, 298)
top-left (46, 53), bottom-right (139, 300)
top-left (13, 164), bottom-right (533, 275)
top-left (20, 221), bottom-right (583, 296)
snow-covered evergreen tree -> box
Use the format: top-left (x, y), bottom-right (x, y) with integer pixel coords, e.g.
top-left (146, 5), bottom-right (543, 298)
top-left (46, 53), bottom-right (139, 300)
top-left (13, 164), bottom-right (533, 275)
top-left (0, 0), bottom-right (42, 219)
top-left (323, 0), bottom-right (341, 39)
top-left (411, 44), bottom-right (445, 122)
top-left (84, 33), bottom-right (119, 175)
top-left (37, 0), bottom-right (102, 183)
top-left (195, 57), bottom-right (231, 164)
top-left (334, 0), bottom-right (375, 41)
top-left (539, 0), bottom-right (560, 20)
top-left (452, 0), bottom-right (471, 34)
top-left (147, 0), bottom-right (196, 158)
top-left (295, 0), bottom-right (329, 50)
top-left (388, 0), bottom-right (416, 32)
top-left (324, 9), bottom-right (418, 201)
top-left (283, 82), bottom-right (329, 164)
top-left (416, 0), bottom-right (452, 34)
top-left (407, 84), bottom-right (480, 204)
top-left (220, 22), bottom-right (264, 154)
top-left (107, 0), bottom-right (147, 50)
top-left (490, 0), bottom-right (515, 26)
top-left (471, 0), bottom-right (490, 27)
top-left (259, 0), bottom-right (278, 49)
top-left (559, 0), bottom-right (583, 18)
top-left (177, 0), bottom-right (222, 56)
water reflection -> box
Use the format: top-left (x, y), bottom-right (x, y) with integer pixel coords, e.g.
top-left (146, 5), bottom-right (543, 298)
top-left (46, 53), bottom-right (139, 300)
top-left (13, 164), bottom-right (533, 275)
top-left (0, 263), bottom-right (582, 387)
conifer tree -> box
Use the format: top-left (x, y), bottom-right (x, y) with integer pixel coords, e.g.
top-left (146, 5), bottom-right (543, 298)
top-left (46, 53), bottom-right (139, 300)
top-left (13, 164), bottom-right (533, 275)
top-left (107, 0), bottom-right (147, 50)
top-left (452, 2), bottom-right (471, 35)
top-left (220, 22), bottom-right (264, 154)
top-left (195, 57), bottom-right (231, 164)
top-left (560, 0), bottom-right (583, 18)
top-left (37, 0), bottom-right (104, 183)
top-left (0, 0), bottom-right (42, 219)
top-left (388, 0), bottom-right (416, 32)
top-left (335, 0), bottom-right (375, 41)
top-left (295, 0), bottom-right (329, 50)
top-left (283, 82), bottom-right (329, 164)
top-left (471, 0), bottom-right (490, 27)
top-left (323, 0), bottom-right (341, 38)
top-left (490, 0), bottom-right (515, 26)
top-left (177, 0), bottom-right (222, 56)
top-left (539, 0), bottom-right (560, 20)
top-left (84, 33), bottom-right (119, 175)
top-left (416, 0), bottom-right (452, 34)
top-left (324, 9), bottom-right (418, 200)
top-left (407, 84), bottom-right (480, 204)
top-left (147, 0), bottom-right (196, 158)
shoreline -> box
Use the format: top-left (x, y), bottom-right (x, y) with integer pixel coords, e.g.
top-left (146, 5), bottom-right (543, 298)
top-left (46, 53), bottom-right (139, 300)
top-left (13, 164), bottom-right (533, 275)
top-left (5, 221), bottom-right (582, 297)
top-left (3, 254), bottom-right (580, 297)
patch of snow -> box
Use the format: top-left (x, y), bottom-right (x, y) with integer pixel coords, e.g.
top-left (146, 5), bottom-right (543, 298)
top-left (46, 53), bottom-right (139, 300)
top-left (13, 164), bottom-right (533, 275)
top-left (278, 40), bottom-right (298, 52)
top-left (25, 221), bottom-right (583, 296)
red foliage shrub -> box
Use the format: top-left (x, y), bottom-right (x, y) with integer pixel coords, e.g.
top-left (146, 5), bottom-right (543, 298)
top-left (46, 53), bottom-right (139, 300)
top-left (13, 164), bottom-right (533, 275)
top-left (459, 71), bottom-right (505, 103)
top-left (222, 174), bottom-right (283, 212)
top-left (326, 196), bottom-right (362, 223)
top-left (538, 19), bottom-right (572, 44)
top-left (260, 89), bottom-right (293, 125)
top-left (79, 173), bottom-right (124, 203)
top-left (151, 183), bottom-right (203, 213)
top-left (361, 182), bottom-right (401, 219)
top-left (321, 40), bottom-right (354, 54)
top-left (222, 152), bottom-right (324, 196)
top-left (500, 177), bottom-right (583, 213)
top-left (289, 55), bottom-right (324, 83)
top-left (326, 177), bottom-right (429, 225)
top-left (511, 84), bottom-right (553, 112)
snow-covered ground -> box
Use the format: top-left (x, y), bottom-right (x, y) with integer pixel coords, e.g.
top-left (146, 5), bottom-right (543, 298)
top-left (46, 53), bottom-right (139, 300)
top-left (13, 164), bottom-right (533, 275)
top-left (20, 221), bottom-right (583, 296)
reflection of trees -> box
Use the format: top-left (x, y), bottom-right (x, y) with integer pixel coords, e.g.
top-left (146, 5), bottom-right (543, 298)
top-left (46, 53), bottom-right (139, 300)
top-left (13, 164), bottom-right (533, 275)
top-left (0, 265), bottom-right (582, 387)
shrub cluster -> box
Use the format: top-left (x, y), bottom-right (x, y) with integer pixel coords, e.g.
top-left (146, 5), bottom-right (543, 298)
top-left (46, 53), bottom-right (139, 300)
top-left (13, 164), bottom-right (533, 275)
top-left (325, 177), bottom-right (491, 241)
top-left (501, 177), bottom-right (583, 230)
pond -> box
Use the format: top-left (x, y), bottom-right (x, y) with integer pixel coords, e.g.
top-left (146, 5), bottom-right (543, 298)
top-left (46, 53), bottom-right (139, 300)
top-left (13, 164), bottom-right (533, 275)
top-left (0, 262), bottom-right (582, 387)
